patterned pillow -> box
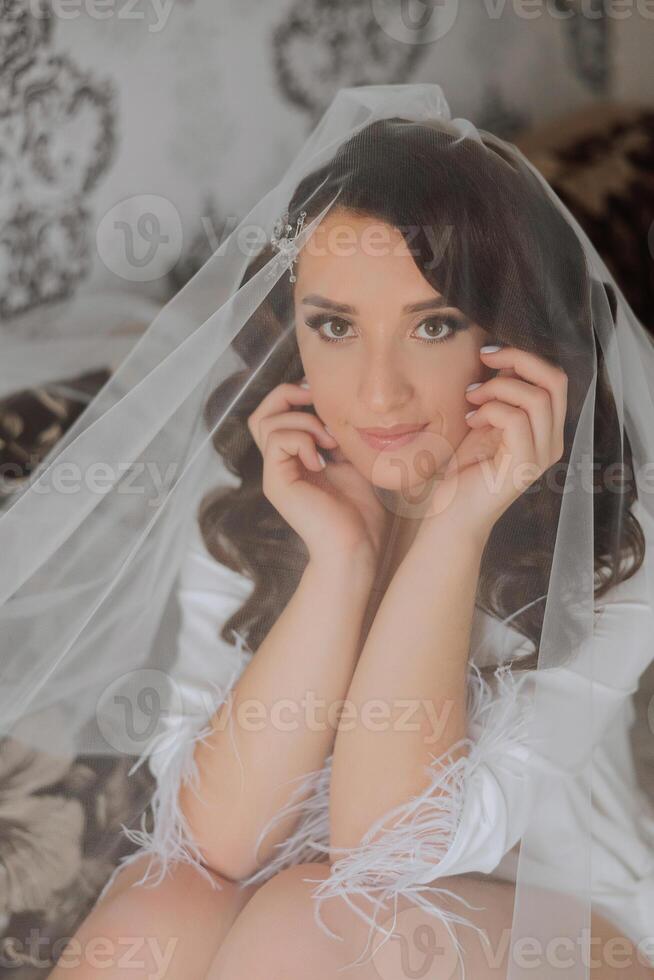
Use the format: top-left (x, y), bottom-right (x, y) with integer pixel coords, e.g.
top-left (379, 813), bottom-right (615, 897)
top-left (514, 102), bottom-right (654, 333)
top-left (0, 370), bottom-right (110, 509)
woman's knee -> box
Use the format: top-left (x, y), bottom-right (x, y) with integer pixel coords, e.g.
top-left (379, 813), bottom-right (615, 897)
top-left (204, 866), bottom-right (654, 980)
top-left (49, 855), bottom-right (260, 978)
top-left (234, 862), bottom-right (332, 933)
top-left (203, 863), bottom-right (334, 979)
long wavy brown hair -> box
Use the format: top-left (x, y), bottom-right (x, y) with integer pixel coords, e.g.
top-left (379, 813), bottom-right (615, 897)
top-left (196, 117), bottom-right (644, 677)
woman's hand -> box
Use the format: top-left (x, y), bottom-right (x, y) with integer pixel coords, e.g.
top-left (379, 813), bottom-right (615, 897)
top-left (248, 379), bottom-right (387, 569)
top-left (419, 345), bottom-right (568, 544)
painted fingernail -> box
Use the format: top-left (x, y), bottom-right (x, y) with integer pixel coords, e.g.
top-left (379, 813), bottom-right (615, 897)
top-left (465, 410), bottom-right (477, 420)
top-left (466, 382), bottom-right (483, 392)
top-left (316, 451), bottom-right (327, 468)
top-left (480, 345), bottom-right (501, 354)
top-left (300, 379), bottom-right (310, 389)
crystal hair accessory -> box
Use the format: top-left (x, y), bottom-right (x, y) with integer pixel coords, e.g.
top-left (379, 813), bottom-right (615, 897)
top-left (266, 209), bottom-right (307, 283)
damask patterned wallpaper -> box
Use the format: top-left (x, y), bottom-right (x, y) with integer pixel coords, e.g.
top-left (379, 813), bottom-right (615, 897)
top-left (0, 0), bottom-right (636, 337)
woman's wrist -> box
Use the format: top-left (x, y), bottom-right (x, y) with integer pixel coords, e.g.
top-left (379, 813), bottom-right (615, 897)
top-left (307, 543), bottom-right (377, 590)
top-left (413, 511), bottom-right (491, 561)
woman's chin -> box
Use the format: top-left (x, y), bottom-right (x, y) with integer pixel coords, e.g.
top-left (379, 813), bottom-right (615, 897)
top-left (364, 457), bottom-right (451, 492)
top-left (339, 443), bottom-right (449, 494)
top-left (369, 470), bottom-right (440, 500)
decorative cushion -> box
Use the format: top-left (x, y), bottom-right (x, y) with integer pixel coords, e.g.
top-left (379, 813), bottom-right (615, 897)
top-left (514, 103), bottom-right (654, 333)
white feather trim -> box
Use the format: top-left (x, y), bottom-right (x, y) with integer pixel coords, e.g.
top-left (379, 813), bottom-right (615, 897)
top-left (297, 662), bottom-right (534, 977)
top-left (96, 644), bottom-right (533, 980)
top-left (95, 631), bottom-right (254, 905)
top-left (238, 755), bottom-right (333, 888)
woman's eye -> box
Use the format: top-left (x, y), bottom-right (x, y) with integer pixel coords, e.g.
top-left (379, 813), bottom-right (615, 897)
top-left (305, 315), bottom-right (354, 343)
top-left (414, 317), bottom-right (458, 344)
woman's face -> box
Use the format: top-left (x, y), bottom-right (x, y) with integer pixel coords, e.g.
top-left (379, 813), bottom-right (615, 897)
top-left (293, 210), bottom-right (494, 493)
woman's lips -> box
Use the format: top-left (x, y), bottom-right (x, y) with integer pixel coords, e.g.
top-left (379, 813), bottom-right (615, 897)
top-left (356, 424), bottom-right (428, 451)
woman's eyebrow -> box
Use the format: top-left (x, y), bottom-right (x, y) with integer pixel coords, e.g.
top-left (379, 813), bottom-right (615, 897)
top-left (301, 294), bottom-right (450, 314)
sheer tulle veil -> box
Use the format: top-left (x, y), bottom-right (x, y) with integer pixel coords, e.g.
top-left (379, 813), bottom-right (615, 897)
top-left (1, 82), bottom-right (654, 977)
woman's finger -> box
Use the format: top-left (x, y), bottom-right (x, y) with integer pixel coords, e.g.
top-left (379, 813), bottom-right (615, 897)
top-left (263, 427), bottom-right (327, 480)
top-left (479, 346), bottom-right (568, 448)
top-left (258, 410), bottom-right (338, 455)
top-left (466, 376), bottom-right (553, 468)
top-left (466, 400), bottom-right (538, 480)
top-left (247, 380), bottom-right (314, 451)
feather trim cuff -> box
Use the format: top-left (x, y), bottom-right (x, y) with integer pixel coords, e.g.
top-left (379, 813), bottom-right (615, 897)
top-left (299, 663), bottom-right (533, 977)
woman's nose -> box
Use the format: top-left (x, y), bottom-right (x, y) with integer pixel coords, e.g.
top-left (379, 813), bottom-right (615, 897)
top-left (357, 358), bottom-right (413, 413)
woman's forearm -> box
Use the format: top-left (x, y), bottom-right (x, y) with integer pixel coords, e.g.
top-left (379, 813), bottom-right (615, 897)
top-left (180, 550), bottom-right (375, 882)
top-left (329, 522), bottom-right (486, 854)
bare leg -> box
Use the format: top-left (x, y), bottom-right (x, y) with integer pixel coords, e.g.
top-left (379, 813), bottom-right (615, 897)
top-left (48, 854), bottom-right (260, 980)
top-left (204, 863), bottom-right (654, 980)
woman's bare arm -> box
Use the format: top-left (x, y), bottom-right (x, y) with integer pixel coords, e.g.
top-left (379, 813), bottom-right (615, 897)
top-left (329, 520), bottom-right (486, 854)
top-left (179, 550), bottom-right (375, 882)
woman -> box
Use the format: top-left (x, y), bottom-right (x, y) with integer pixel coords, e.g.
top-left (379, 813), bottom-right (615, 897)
top-left (6, 86), bottom-right (654, 978)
